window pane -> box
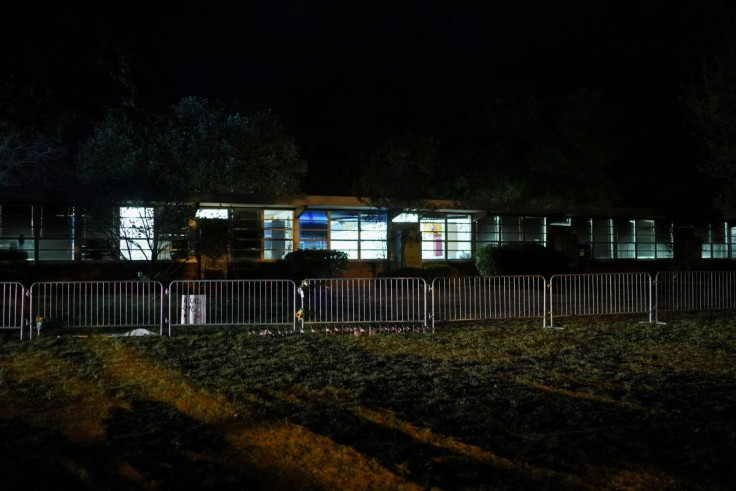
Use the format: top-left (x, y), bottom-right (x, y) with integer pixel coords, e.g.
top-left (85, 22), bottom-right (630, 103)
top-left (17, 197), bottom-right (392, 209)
top-left (0, 204), bottom-right (34, 259)
top-left (447, 215), bottom-right (472, 260)
top-left (635, 220), bottom-right (655, 259)
top-left (299, 210), bottom-right (327, 250)
top-left (523, 217), bottom-right (545, 243)
top-left (360, 213), bottom-right (387, 259)
top-left (592, 218), bottom-right (613, 259)
top-left (120, 207), bottom-right (154, 260)
top-left (500, 216), bottom-right (522, 243)
top-left (264, 209), bottom-right (293, 259)
top-left (477, 215), bottom-right (500, 249)
top-left (421, 219), bottom-right (444, 258)
top-left (39, 205), bottom-right (73, 260)
top-left (231, 209), bottom-right (260, 260)
top-left (331, 211), bottom-right (359, 257)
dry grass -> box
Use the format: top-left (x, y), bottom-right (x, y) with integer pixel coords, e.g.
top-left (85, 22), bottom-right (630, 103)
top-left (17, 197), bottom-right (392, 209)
top-left (0, 312), bottom-right (734, 490)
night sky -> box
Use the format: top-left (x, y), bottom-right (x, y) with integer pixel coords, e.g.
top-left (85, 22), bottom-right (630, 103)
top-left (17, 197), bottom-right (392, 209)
top-left (162, 1), bottom-right (727, 195)
top-left (4, 0), bottom-right (734, 203)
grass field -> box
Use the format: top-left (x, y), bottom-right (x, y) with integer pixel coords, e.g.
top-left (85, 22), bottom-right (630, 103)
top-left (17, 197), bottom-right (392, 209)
top-left (1, 313), bottom-right (734, 490)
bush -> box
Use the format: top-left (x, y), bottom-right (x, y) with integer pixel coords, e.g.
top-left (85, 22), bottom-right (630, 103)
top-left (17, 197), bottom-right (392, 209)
top-left (421, 263), bottom-right (459, 281)
top-left (283, 249), bottom-right (349, 281)
top-left (475, 243), bottom-right (567, 278)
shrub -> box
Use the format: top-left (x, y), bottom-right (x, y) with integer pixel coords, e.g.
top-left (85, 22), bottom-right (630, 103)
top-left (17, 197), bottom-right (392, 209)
top-left (475, 243), bottom-right (567, 277)
top-left (421, 263), bottom-right (459, 281)
top-left (283, 249), bottom-right (349, 281)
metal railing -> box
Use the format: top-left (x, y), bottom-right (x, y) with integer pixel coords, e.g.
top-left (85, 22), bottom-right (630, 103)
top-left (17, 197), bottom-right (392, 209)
top-left (299, 277), bottom-right (428, 330)
top-left (547, 273), bottom-right (653, 327)
top-left (167, 279), bottom-right (297, 335)
top-left (654, 271), bottom-right (736, 322)
top-left (431, 275), bottom-right (546, 329)
top-left (29, 281), bottom-right (165, 337)
top-left (10, 271), bottom-right (736, 339)
top-left (1, 282), bottom-right (26, 339)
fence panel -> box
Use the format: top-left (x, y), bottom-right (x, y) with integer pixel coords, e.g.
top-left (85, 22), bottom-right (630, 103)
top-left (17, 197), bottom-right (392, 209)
top-left (168, 280), bottom-right (297, 335)
top-left (29, 281), bottom-right (165, 337)
top-left (431, 275), bottom-right (546, 328)
top-left (655, 271), bottom-right (736, 321)
top-left (1, 282), bottom-right (26, 339)
top-left (548, 273), bottom-right (653, 327)
top-left (300, 278), bottom-right (427, 329)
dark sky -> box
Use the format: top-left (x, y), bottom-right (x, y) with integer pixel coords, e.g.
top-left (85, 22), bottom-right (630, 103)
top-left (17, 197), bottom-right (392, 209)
top-left (161, 1), bottom-right (730, 196)
top-left (4, 1), bottom-right (733, 202)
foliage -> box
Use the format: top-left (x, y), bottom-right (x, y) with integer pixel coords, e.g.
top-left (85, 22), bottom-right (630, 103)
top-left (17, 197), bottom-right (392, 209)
top-left (355, 134), bottom-right (442, 268)
top-left (0, 2), bottom-right (173, 189)
top-left (420, 262), bottom-right (459, 280)
top-left (283, 249), bottom-right (349, 281)
top-left (451, 88), bottom-right (621, 206)
top-left (192, 218), bottom-right (231, 260)
top-left (164, 97), bottom-right (307, 197)
top-left (475, 243), bottom-right (568, 277)
top-left (77, 97), bottom-right (306, 199)
top-left (75, 97), bottom-right (306, 277)
top-left (0, 120), bottom-right (67, 187)
top-left (684, 38), bottom-right (736, 216)
top-left (355, 133), bottom-right (443, 212)
top-left (0, 313), bottom-right (734, 489)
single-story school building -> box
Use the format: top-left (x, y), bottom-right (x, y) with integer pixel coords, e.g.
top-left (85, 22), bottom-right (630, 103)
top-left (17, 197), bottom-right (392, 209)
top-left (0, 187), bottom-right (733, 280)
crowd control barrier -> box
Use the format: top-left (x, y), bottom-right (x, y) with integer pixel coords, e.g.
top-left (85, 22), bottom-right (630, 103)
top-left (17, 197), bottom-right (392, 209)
top-left (430, 275), bottom-right (546, 329)
top-left (654, 271), bottom-right (736, 323)
top-left (29, 281), bottom-right (165, 337)
top-left (12, 271), bottom-right (736, 339)
top-left (1, 282), bottom-right (26, 339)
top-left (547, 273), bottom-right (653, 327)
top-left (299, 277), bottom-right (428, 330)
top-left (167, 279), bottom-right (297, 336)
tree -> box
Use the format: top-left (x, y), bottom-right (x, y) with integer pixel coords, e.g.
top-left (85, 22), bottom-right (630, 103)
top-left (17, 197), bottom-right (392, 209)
top-left (0, 2), bottom-right (175, 190)
top-left (76, 97), bottom-right (307, 278)
top-left (450, 88), bottom-right (622, 207)
top-left (685, 44), bottom-right (736, 216)
top-left (355, 134), bottom-right (442, 269)
top-left (0, 120), bottom-right (66, 186)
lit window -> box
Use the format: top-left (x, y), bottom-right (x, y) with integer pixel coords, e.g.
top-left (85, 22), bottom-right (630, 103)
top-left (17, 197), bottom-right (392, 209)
top-left (331, 211), bottom-right (359, 259)
top-left (420, 214), bottom-right (472, 260)
top-left (120, 207), bottom-right (165, 260)
top-left (264, 210), bottom-right (293, 259)
top-left (635, 220), bottom-right (655, 259)
top-left (421, 218), bottom-right (444, 258)
top-left (593, 218), bottom-right (614, 259)
top-left (392, 212), bottom-right (418, 223)
top-left (477, 215), bottom-right (500, 249)
top-left (329, 211), bottom-right (388, 260)
top-left (39, 205), bottom-right (74, 260)
top-left (447, 215), bottom-right (472, 259)
top-left (359, 213), bottom-right (388, 259)
top-left (299, 211), bottom-right (328, 250)
top-left (702, 222), bottom-right (728, 259)
top-left (196, 208), bottom-right (229, 219)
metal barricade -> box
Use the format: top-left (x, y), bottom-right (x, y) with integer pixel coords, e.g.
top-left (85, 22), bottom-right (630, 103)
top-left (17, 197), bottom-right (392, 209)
top-left (548, 273), bottom-right (653, 327)
top-left (1, 282), bottom-right (26, 339)
top-left (431, 275), bottom-right (546, 329)
top-left (29, 281), bottom-right (165, 337)
top-left (167, 279), bottom-right (297, 336)
top-left (299, 277), bottom-right (427, 330)
top-left (654, 271), bottom-right (736, 322)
